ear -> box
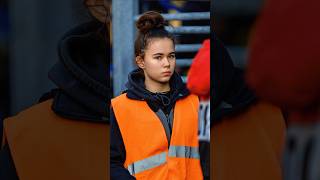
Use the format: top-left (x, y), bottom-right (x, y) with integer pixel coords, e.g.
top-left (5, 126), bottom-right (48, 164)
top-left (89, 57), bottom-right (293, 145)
top-left (136, 56), bottom-right (145, 69)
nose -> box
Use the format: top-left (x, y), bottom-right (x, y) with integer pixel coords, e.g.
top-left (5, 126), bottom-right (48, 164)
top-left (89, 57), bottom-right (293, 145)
top-left (163, 57), bottom-right (170, 67)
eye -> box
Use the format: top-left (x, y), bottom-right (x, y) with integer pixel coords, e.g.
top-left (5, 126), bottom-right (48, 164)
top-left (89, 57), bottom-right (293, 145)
top-left (168, 54), bottom-right (176, 59)
top-left (154, 56), bottom-right (162, 60)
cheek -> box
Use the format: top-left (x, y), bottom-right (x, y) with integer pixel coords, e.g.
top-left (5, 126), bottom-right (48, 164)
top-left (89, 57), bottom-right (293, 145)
top-left (144, 59), bottom-right (158, 69)
top-left (170, 61), bottom-right (176, 69)
top-left (143, 61), bottom-right (156, 74)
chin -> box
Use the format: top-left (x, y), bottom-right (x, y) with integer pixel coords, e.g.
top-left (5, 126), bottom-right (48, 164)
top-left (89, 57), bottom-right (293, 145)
top-left (157, 77), bottom-right (170, 84)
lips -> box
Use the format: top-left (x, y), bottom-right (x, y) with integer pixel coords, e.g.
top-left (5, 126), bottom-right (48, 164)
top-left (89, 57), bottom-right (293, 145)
top-left (162, 71), bottom-right (171, 76)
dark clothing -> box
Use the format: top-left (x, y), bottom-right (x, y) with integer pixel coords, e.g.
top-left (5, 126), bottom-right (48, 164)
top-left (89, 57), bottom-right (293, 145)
top-left (125, 69), bottom-right (189, 115)
top-left (110, 69), bottom-right (190, 180)
top-left (49, 20), bottom-right (109, 122)
top-left (0, 145), bottom-right (19, 180)
top-left (0, 20), bottom-right (110, 179)
top-left (212, 34), bottom-right (256, 124)
top-left (199, 141), bottom-right (210, 180)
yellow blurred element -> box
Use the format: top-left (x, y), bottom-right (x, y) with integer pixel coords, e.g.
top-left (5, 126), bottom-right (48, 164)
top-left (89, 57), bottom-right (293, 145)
top-left (168, 1), bottom-right (186, 27)
top-left (169, 9), bottom-right (182, 27)
top-left (171, 0), bottom-right (186, 7)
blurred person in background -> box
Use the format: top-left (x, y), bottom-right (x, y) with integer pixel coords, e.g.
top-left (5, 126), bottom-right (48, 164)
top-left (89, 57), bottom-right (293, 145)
top-left (110, 11), bottom-right (203, 180)
top-left (187, 39), bottom-right (210, 180)
top-left (0, 0), bottom-right (110, 179)
top-left (212, 33), bottom-right (286, 180)
top-left (246, 0), bottom-right (320, 179)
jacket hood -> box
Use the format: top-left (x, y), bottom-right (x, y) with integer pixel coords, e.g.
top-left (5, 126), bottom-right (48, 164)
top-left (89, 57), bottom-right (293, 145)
top-left (187, 39), bottom-right (210, 99)
top-left (47, 20), bottom-right (110, 123)
top-left (125, 68), bottom-right (190, 111)
top-left (212, 34), bottom-right (256, 125)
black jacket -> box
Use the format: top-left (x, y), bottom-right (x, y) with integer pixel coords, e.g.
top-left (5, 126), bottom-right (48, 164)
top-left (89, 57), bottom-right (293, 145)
top-left (212, 34), bottom-right (256, 125)
top-left (0, 20), bottom-right (110, 179)
top-left (110, 69), bottom-right (190, 180)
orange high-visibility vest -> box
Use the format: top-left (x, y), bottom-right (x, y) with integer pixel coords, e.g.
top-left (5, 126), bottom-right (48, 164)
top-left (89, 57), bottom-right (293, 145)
top-left (112, 93), bottom-right (203, 180)
top-left (212, 102), bottom-right (286, 180)
top-left (2, 100), bottom-right (108, 180)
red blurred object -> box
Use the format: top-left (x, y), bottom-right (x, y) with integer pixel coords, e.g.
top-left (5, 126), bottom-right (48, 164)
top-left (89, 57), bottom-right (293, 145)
top-left (187, 39), bottom-right (210, 100)
top-left (246, 0), bottom-right (320, 122)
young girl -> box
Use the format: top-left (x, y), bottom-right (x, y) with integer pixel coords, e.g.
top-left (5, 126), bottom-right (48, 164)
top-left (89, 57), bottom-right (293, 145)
top-left (110, 11), bottom-right (203, 179)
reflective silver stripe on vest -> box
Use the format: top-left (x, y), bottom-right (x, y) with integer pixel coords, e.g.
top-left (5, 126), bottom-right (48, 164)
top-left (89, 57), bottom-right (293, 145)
top-left (127, 146), bottom-right (199, 175)
top-left (168, 146), bottom-right (200, 159)
top-left (127, 152), bottom-right (167, 176)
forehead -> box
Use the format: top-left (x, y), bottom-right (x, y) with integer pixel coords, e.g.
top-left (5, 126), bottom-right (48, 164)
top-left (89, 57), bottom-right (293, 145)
top-left (146, 38), bottom-right (175, 54)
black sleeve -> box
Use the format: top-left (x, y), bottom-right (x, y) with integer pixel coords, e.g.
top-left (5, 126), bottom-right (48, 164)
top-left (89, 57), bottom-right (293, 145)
top-left (0, 144), bottom-right (19, 180)
top-left (199, 141), bottom-right (210, 180)
top-left (110, 108), bottom-right (136, 180)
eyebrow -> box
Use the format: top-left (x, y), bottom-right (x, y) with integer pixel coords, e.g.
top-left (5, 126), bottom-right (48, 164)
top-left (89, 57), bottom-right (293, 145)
top-left (152, 52), bottom-right (175, 56)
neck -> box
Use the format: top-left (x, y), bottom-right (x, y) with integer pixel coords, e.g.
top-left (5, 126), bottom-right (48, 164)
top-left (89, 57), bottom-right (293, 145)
top-left (145, 78), bottom-right (170, 93)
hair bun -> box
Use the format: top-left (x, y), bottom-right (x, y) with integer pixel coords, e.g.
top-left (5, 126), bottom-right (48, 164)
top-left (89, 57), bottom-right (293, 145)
top-left (136, 11), bottom-right (166, 34)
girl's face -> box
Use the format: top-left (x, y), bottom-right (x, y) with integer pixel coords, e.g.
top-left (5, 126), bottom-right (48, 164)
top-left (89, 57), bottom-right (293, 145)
top-left (136, 38), bottom-right (176, 85)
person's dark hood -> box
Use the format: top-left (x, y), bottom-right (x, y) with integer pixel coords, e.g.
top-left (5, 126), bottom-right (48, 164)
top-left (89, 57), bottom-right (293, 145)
top-left (125, 68), bottom-right (190, 112)
top-left (212, 34), bottom-right (256, 125)
top-left (46, 20), bottom-right (110, 123)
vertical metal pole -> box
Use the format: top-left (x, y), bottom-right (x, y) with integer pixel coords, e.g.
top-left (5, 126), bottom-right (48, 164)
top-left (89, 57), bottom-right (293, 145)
top-left (112, 0), bottom-right (138, 96)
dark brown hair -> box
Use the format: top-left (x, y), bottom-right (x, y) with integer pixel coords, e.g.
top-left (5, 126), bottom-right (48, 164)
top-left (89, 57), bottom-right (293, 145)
top-left (135, 11), bottom-right (175, 57)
